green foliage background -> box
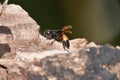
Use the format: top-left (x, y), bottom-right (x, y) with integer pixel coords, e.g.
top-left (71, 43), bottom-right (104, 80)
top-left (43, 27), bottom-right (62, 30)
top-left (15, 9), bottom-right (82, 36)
top-left (1, 0), bottom-right (120, 46)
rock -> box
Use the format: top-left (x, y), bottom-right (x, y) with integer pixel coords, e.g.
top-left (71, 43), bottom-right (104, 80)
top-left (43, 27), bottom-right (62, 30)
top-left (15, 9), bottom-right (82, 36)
top-left (0, 0), bottom-right (40, 53)
top-left (0, 0), bottom-right (120, 80)
top-left (0, 64), bottom-right (8, 80)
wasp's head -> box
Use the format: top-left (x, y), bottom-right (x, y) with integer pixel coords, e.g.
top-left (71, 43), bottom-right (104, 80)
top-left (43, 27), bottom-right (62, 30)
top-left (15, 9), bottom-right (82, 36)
top-left (43, 30), bottom-right (53, 39)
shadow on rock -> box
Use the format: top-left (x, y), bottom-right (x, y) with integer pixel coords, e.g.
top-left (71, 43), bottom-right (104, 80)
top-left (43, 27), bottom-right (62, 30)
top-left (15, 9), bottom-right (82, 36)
top-left (82, 44), bottom-right (120, 80)
top-left (0, 44), bottom-right (10, 58)
top-left (0, 26), bottom-right (12, 34)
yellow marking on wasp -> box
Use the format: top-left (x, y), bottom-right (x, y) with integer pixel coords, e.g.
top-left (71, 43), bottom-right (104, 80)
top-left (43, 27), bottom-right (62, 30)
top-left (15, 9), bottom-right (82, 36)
top-left (62, 34), bottom-right (68, 41)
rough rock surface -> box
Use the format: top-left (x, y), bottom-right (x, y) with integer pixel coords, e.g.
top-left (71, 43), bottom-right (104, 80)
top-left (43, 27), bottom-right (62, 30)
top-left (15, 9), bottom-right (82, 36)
top-left (0, 0), bottom-right (120, 80)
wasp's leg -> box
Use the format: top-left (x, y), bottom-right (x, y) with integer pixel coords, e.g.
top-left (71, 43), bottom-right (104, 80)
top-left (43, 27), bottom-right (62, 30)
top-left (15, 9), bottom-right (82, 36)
top-left (62, 40), bottom-right (70, 51)
top-left (46, 40), bottom-right (55, 46)
top-left (50, 40), bottom-right (55, 45)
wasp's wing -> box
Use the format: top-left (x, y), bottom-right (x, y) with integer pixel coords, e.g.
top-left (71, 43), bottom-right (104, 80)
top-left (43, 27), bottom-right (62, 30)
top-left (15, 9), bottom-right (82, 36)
top-left (61, 25), bottom-right (72, 34)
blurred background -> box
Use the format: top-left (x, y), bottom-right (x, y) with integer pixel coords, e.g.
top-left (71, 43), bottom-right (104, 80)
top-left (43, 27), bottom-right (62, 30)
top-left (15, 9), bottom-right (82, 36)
top-left (1, 0), bottom-right (120, 46)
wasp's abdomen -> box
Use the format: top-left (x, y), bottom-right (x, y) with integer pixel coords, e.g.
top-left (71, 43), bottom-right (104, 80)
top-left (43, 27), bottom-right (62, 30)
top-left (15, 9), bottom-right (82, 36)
top-left (62, 40), bottom-right (69, 50)
top-left (61, 34), bottom-right (69, 50)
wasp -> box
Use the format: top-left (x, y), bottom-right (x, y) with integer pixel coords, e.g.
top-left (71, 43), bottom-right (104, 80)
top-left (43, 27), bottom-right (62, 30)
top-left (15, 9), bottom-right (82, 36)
top-left (43, 25), bottom-right (72, 51)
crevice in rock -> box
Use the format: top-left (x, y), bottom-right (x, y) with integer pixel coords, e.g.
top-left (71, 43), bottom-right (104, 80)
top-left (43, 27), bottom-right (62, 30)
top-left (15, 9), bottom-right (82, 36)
top-left (0, 26), bottom-right (12, 34)
top-left (0, 44), bottom-right (11, 58)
